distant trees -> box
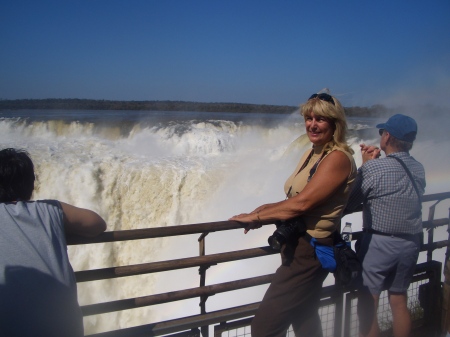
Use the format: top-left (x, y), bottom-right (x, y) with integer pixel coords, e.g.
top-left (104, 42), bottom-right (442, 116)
top-left (344, 104), bottom-right (389, 117)
top-left (0, 98), bottom-right (421, 118)
top-left (0, 99), bottom-right (297, 114)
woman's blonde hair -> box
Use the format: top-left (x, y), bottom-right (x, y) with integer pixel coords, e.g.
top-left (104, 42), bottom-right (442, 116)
top-left (300, 94), bottom-right (354, 155)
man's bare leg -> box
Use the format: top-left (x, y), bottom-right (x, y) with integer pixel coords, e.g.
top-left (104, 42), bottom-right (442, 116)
top-left (358, 290), bottom-right (380, 337)
top-left (389, 292), bottom-right (411, 337)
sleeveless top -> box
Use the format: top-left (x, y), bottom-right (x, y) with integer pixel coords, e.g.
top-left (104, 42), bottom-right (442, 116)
top-left (0, 200), bottom-right (83, 337)
top-left (284, 143), bottom-right (357, 238)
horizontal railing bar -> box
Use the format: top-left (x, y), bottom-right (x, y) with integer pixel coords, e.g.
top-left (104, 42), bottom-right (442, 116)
top-left (214, 317), bottom-right (253, 334)
top-left (67, 216), bottom-right (448, 247)
top-left (348, 219), bottom-right (449, 242)
top-left (422, 218), bottom-right (449, 229)
top-left (68, 192), bottom-right (449, 246)
top-left (422, 192), bottom-right (450, 203)
top-left (82, 274), bottom-right (274, 316)
top-left (422, 240), bottom-right (450, 251)
top-left (415, 260), bottom-right (441, 274)
top-left (86, 302), bottom-right (261, 337)
top-left (352, 219), bottom-right (448, 234)
top-left (67, 220), bottom-right (273, 245)
top-left (75, 246), bottom-right (277, 282)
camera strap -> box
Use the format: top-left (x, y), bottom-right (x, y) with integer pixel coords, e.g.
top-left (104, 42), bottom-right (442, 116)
top-left (286, 149), bottom-right (328, 198)
top-left (307, 151), bottom-right (327, 182)
top-left (388, 156), bottom-right (422, 202)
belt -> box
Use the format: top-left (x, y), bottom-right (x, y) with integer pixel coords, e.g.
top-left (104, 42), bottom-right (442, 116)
top-left (363, 228), bottom-right (421, 241)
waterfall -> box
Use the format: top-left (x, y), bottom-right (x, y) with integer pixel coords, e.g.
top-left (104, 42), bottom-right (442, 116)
top-left (1, 110), bottom-right (448, 333)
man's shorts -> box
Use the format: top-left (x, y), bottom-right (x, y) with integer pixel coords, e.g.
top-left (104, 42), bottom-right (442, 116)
top-left (358, 233), bottom-right (420, 295)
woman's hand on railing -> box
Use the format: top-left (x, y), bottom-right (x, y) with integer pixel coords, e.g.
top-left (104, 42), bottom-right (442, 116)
top-left (229, 212), bottom-right (262, 234)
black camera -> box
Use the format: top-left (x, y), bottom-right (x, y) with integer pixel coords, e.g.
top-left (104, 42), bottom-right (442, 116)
top-left (268, 218), bottom-right (306, 250)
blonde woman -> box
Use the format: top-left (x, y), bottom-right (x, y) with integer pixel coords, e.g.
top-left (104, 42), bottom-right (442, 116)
top-left (230, 92), bottom-right (356, 337)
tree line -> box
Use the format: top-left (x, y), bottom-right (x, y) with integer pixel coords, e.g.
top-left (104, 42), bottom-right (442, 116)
top-left (0, 98), bottom-right (391, 117)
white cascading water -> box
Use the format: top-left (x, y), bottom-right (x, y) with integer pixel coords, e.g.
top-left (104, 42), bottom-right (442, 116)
top-left (0, 110), bottom-right (449, 334)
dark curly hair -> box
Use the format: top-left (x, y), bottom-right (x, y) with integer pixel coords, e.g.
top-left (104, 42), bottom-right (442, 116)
top-left (0, 148), bottom-right (35, 202)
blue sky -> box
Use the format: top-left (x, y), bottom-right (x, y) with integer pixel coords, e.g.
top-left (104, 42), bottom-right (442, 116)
top-left (1, 0), bottom-right (449, 107)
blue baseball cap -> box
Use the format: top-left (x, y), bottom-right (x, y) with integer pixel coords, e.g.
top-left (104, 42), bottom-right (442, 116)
top-left (376, 114), bottom-right (417, 142)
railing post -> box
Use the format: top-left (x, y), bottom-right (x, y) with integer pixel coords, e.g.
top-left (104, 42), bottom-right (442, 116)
top-left (441, 208), bottom-right (450, 336)
top-left (427, 202), bottom-right (437, 262)
top-left (343, 290), bottom-right (358, 337)
top-left (427, 261), bottom-right (443, 337)
top-left (199, 232), bottom-right (210, 337)
top-left (335, 220), bottom-right (350, 337)
top-left (334, 289), bottom-right (344, 337)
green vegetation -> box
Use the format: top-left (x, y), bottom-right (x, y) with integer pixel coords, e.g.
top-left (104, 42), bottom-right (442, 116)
top-left (0, 99), bottom-right (296, 114)
top-left (0, 98), bottom-right (392, 117)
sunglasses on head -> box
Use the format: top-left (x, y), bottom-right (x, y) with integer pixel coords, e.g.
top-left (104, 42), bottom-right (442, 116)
top-left (378, 129), bottom-right (384, 136)
top-left (308, 93), bottom-right (335, 106)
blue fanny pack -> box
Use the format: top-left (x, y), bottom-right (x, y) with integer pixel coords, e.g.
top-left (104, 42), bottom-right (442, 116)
top-left (309, 237), bottom-right (336, 272)
top-left (310, 234), bottom-right (361, 287)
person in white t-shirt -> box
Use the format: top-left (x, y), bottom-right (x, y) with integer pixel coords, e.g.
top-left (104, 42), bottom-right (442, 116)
top-left (0, 148), bottom-right (107, 337)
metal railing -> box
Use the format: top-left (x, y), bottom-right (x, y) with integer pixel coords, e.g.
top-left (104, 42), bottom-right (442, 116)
top-left (68, 192), bottom-right (450, 337)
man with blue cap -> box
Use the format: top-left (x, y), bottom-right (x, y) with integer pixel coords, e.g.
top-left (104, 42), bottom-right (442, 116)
top-left (345, 114), bottom-right (426, 337)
